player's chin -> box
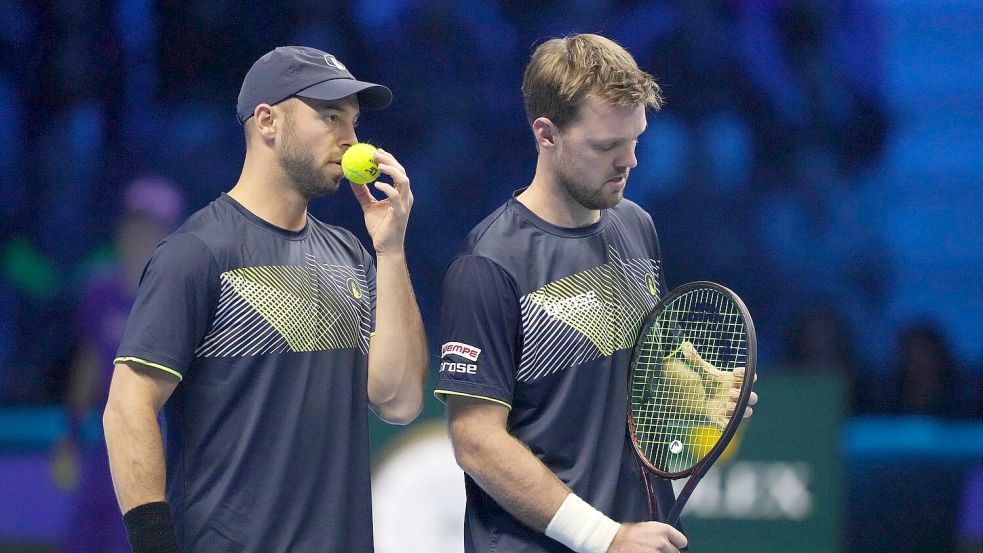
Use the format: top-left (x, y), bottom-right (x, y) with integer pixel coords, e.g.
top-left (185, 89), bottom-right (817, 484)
top-left (306, 176), bottom-right (342, 198)
top-left (323, 167), bottom-right (344, 190)
top-left (601, 185), bottom-right (624, 207)
top-left (323, 177), bottom-right (343, 195)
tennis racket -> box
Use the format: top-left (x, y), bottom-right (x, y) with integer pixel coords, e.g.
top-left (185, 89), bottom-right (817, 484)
top-left (627, 281), bottom-right (756, 528)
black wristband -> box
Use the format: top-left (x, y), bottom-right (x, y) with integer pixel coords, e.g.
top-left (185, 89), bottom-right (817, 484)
top-left (123, 501), bottom-right (181, 553)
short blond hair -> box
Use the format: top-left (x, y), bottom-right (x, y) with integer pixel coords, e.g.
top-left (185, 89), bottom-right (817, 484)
top-left (521, 34), bottom-right (664, 128)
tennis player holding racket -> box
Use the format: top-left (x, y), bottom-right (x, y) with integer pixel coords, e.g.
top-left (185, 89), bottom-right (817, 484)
top-left (437, 35), bottom-right (757, 553)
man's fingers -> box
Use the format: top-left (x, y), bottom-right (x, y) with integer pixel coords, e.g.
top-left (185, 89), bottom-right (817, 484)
top-left (666, 525), bottom-right (688, 549)
top-left (349, 181), bottom-right (376, 209)
top-left (636, 521), bottom-right (687, 551)
top-left (375, 148), bottom-right (405, 172)
top-left (682, 342), bottom-right (718, 373)
top-left (681, 341), bottom-right (698, 360)
top-left (372, 178), bottom-right (400, 202)
top-left (374, 151), bottom-right (411, 193)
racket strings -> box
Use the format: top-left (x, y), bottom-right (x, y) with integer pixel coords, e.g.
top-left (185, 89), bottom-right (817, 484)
top-left (630, 288), bottom-right (749, 474)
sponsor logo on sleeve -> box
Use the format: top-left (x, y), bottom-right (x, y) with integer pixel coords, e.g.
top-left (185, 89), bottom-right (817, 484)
top-left (439, 361), bottom-right (478, 374)
top-left (441, 341), bottom-right (481, 362)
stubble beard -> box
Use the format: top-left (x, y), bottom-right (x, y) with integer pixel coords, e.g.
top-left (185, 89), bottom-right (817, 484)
top-left (555, 156), bottom-right (624, 211)
top-left (276, 117), bottom-right (341, 200)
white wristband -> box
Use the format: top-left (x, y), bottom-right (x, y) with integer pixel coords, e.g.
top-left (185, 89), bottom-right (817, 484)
top-left (544, 493), bottom-right (621, 553)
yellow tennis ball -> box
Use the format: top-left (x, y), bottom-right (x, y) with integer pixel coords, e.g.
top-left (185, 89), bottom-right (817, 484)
top-left (341, 143), bottom-right (380, 185)
top-left (687, 424), bottom-right (722, 459)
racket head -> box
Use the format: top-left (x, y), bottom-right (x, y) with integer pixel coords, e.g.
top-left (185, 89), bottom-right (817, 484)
top-left (627, 281), bottom-right (756, 479)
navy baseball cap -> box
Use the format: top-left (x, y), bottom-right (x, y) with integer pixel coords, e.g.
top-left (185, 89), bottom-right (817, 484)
top-left (236, 46), bottom-right (392, 124)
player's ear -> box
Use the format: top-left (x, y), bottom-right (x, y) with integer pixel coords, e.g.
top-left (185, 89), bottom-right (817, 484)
top-left (253, 103), bottom-right (277, 141)
top-left (531, 117), bottom-right (557, 151)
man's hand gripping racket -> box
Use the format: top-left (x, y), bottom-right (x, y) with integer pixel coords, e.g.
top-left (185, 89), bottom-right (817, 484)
top-left (665, 342), bottom-right (756, 429)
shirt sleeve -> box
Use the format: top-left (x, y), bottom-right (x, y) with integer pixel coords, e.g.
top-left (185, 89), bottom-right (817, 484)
top-left (114, 232), bottom-right (219, 380)
top-left (434, 255), bottom-right (519, 409)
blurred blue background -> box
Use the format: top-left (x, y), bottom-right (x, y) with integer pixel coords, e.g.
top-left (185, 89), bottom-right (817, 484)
top-left (0, 0), bottom-right (980, 551)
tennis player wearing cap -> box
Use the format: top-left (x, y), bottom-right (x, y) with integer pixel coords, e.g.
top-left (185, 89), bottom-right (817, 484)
top-left (103, 46), bottom-right (428, 552)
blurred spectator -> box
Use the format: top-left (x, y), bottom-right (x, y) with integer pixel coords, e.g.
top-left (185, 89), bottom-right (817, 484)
top-left (784, 307), bottom-right (858, 373)
top-left (0, 237), bottom-right (68, 404)
top-left (782, 306), bottom-right (867, 412)
top-left (888, 322), bottom-right (972, 419)
top-left (52, 176), bottom-right (183, 553)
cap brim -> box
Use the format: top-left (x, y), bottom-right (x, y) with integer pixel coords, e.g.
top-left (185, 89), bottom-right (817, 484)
top-left (295, 79), bottom-right (392, 110)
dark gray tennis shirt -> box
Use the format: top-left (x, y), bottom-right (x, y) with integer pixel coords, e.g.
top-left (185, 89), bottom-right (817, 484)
top-left (116, 193), bottom-right (376, 553)
top-left (436, 196), bottom-right (678, 553)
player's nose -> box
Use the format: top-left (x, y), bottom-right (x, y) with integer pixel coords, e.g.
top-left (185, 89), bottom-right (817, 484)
top-left (339, 121), bottom-right (358, 149)
top-left (618, 143), bottom-right (638, 169)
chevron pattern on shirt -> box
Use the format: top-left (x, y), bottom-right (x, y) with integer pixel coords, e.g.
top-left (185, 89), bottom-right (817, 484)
top-left (195, 253), bottom-right (371, 357)
top-left (516, 248), bottom-right (660, 382)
